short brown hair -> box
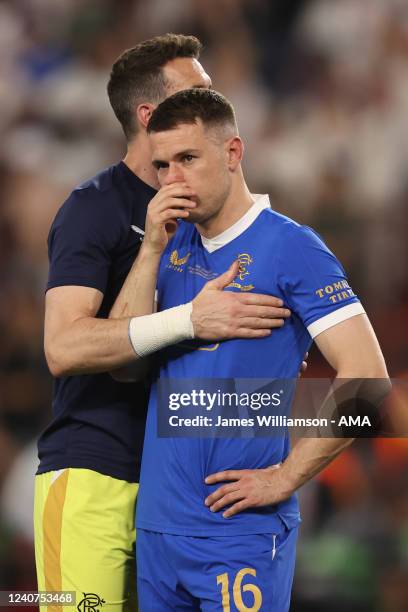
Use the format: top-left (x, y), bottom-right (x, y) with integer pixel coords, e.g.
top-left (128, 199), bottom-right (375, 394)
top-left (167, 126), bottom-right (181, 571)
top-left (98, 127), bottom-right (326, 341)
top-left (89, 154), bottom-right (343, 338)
top-left (107, 34), bottom-right (202, 140)
top-left (147, 88), bottom-right (237, 136)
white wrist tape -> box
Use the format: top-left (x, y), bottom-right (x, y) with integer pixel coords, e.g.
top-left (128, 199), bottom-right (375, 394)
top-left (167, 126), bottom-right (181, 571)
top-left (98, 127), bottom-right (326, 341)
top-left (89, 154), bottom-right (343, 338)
top-left (128, 303), bottom-right (194, 357)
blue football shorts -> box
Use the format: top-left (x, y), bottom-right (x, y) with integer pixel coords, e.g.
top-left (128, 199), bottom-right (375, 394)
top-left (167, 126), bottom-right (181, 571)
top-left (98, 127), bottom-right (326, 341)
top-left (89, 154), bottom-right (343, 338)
top-left (137, 523), bottom-right (298, 611)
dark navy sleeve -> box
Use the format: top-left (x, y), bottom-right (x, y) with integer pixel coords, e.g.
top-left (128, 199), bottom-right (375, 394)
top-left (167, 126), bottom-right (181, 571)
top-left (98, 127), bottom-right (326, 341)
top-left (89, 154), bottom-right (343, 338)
top-left (47, 189), bottom-right (121, 294)
top-left (277, 224), bottom-right (365, 339)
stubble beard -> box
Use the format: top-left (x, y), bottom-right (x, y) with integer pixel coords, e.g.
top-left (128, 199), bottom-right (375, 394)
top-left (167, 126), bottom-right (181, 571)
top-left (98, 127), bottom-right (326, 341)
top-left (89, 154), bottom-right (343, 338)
top-left (187, 179), bottom-right (231, 229)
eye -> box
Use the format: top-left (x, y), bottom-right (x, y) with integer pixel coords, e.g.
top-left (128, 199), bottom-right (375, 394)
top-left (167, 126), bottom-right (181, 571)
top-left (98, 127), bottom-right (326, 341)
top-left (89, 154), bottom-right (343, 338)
top-left (153, 161), bottom-right (168, 170)
top-left (182, 154), bottom-right (195, 163)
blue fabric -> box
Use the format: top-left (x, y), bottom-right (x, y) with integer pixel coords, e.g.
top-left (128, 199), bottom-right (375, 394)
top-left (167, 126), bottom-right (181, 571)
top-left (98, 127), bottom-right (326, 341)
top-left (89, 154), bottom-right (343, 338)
top-left (137, 525), bottom-right (298, 611)
top-left (137, 207), bottom-right (361, 534)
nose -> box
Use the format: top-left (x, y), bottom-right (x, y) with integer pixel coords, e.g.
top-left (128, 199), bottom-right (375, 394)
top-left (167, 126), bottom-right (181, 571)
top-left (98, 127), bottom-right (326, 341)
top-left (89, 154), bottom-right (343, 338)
top-left (162, 162), bottom-right (184, 186)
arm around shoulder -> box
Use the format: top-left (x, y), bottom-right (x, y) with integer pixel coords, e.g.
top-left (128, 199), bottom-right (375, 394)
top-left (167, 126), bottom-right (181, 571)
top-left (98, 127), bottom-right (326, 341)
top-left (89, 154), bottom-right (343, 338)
top-left (44, 285), bottom-right (136, 377)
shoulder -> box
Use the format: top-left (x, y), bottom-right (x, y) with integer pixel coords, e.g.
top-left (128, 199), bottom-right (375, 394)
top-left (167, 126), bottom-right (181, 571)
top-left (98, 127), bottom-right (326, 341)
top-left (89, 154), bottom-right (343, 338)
top-left (75, 164), bottom-right (117, 194)
top-left (60, 166), bottom-right (120, 211)
top-left (262, 209), bottom-right (330, 255)
top-left (47, 165), bottom-right (129, 258)
top-left (51, 164), bottom-right (125, 236)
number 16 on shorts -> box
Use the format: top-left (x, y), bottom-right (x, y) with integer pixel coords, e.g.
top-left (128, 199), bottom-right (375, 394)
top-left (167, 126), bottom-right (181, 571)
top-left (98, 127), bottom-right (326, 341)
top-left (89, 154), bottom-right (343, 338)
top-left (217, 568), bottom-right (262, 612)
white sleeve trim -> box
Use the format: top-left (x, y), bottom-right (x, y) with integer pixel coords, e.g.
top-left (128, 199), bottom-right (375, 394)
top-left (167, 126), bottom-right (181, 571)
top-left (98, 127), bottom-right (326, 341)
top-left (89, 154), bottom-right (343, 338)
top-left (307, 302), bottom-right (365, 339)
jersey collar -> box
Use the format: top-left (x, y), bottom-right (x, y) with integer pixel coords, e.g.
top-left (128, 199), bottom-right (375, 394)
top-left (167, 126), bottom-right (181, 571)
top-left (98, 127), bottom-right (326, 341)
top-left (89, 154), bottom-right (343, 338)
top-left (200, 194), bottom-right (271, 253)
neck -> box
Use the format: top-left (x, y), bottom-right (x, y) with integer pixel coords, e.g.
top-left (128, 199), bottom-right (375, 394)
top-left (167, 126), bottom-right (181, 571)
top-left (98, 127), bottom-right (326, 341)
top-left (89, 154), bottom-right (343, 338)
top-left (123, 132), bottom-right (159, 189)
top-left (196, 171), bottom-right (254, 239)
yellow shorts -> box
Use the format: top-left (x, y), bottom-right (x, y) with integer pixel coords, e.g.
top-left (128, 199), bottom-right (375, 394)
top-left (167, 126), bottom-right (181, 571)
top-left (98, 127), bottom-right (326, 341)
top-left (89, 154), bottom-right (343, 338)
top-left (34, 468), bottom-right (139, 612)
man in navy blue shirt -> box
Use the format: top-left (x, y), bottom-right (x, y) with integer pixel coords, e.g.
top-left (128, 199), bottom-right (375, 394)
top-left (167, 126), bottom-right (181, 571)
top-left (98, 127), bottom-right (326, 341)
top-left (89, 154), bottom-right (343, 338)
top-left (35, 35), bottom-right (291, 610)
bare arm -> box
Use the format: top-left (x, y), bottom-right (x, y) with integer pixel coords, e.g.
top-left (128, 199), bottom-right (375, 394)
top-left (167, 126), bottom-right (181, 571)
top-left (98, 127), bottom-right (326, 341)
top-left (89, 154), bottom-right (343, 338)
top-left (277, 313), bottom-right (389, 489)
top-left (44, 256), bottom-right (288, 381)
top-left (44, 185), bottom-right (185, 378)
top-left (110, 247), bottom-right (160, 320)
top-left (107, 183), bottom-right (292, 380)
top-left (45, 183), bottom-right (290, 379)
top-left (45, 184), bottom-right (191, 379)
top-left (204, 313), bottom-right (390, 517)
top-left (44, 285), bottom-right (137, 377)
top-left (44, 246), bottom-right (160, 379)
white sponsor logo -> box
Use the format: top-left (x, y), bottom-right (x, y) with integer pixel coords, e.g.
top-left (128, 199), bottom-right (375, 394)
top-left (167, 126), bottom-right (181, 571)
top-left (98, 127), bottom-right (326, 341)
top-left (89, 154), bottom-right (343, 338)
top-left (131, 224), bottom-right (145, 237)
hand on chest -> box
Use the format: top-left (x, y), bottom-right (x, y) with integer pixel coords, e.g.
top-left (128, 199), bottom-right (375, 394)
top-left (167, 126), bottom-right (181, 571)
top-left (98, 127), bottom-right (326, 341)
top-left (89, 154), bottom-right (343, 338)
top-left (160, 244), bottom-right (281, 305)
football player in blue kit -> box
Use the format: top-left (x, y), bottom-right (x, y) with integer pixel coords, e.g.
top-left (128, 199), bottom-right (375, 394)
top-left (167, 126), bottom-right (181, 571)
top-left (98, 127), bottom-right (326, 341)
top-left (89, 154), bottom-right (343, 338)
top-left (110, 88), bottom-right (389, 611)
top-left (37, 35), bottom-right (293, 611)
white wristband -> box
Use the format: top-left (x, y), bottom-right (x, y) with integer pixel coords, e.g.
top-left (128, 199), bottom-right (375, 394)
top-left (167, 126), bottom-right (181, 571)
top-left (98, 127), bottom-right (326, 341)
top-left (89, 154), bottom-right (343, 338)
top-left (128, 303), bottom-right (195, 357)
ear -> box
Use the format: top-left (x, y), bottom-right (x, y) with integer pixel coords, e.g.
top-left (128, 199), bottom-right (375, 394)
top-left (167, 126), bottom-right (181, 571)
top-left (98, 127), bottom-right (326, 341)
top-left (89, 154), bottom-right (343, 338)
top-left (226, 137), bottom-right (244, 171)
top-left (136, 103), bottom-right (156, 130)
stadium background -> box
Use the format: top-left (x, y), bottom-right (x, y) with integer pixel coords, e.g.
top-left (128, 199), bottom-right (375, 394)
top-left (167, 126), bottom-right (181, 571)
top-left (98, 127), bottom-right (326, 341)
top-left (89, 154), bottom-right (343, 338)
top-left (0, 0), bottom-right (407, 610)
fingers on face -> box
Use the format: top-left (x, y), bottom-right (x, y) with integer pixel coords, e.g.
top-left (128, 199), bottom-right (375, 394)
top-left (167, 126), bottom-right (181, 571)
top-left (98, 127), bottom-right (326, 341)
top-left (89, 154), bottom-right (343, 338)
top-left (152, 197), bottom-right (196, 215)
top-left (160, 183), bottom-right (195, 197)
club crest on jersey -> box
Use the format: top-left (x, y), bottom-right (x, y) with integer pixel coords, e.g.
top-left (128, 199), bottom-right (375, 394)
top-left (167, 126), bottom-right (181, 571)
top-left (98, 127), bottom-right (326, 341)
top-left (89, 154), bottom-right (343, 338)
top-left (167, 249), bottom-right (191, 273)
top-left (228, 253), bottom-right (255, 291)
top-left (77, 592), bottom-right (105, 612)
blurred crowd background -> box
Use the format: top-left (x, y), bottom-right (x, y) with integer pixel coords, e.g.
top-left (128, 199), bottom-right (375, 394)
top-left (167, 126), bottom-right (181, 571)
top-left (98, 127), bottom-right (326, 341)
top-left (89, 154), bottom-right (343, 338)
top-left (0, 0), bottom-right (407, 610)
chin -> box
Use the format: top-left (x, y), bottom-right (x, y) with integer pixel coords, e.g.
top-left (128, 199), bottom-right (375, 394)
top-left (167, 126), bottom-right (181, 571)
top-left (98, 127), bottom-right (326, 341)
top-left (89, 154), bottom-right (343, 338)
top-left (185, 210), bottom-right (205, 224)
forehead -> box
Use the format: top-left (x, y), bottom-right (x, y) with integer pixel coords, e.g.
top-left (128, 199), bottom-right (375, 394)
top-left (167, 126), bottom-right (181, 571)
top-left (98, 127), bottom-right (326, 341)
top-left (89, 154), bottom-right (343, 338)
top-left (150, 122), bottom-right (209, 158)
top-left (162, 57), bottom-right (212, 94)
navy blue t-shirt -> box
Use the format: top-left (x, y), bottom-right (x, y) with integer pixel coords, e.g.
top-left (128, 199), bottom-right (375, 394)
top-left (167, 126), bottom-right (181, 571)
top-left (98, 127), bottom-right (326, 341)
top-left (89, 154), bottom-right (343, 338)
top-left (37, 161), bottom-right (156, 482)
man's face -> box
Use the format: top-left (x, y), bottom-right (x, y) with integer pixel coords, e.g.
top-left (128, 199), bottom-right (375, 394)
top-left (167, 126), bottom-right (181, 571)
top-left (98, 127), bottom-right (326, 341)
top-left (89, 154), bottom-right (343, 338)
top-left (150, 120), bottom-right (232, 226)
top-left (162, 57), bottom-right (212, 95)
top-left (133, 57), bottom-right (211, 139)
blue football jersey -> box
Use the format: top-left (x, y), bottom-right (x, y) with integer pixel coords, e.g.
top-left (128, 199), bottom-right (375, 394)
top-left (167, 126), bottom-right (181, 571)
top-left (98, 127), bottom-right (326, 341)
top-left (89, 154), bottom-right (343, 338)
top-left (136, 195), bottom-right (364, 536)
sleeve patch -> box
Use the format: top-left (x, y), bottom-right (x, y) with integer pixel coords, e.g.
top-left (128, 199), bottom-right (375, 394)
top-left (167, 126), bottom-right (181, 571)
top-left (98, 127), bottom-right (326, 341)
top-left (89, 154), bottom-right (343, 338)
top-left (315, 280), bottom-right (356, 305)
